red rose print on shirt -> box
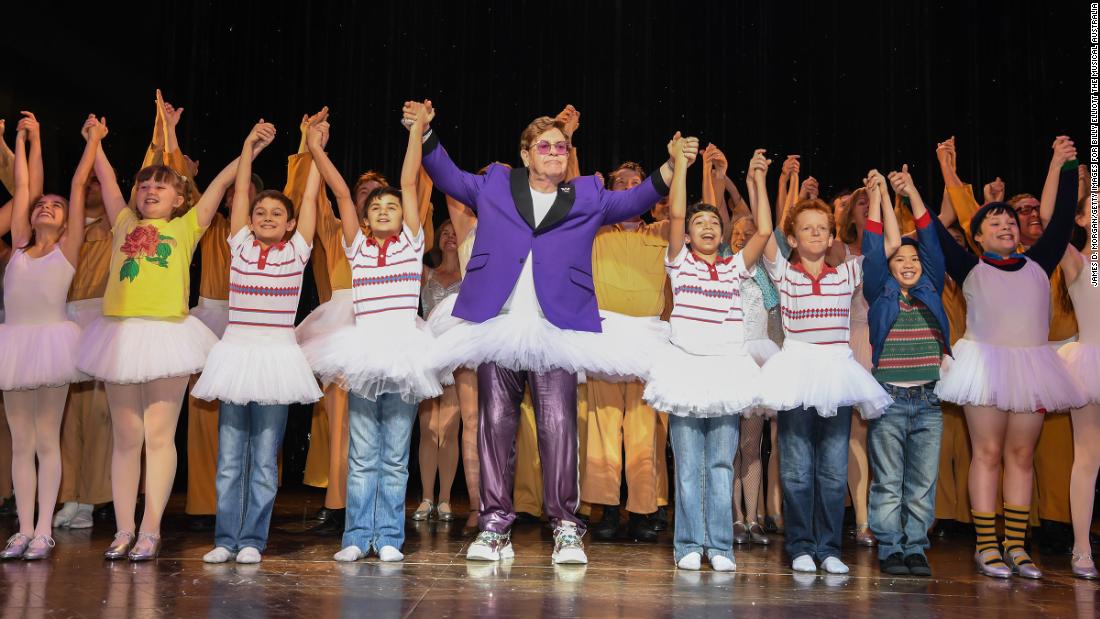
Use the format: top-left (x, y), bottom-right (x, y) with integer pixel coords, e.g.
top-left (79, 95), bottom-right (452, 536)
top-left (118, 224), bottom-right (177, 283)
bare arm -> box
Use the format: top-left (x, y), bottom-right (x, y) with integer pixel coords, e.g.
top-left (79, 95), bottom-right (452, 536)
top-left (0, 120), bottom-right (13, 194)
top-left (62, 117), bottom-right (105, 264)
top-left (24, 112), bottom-right (44, 199)
top-left (297, 162), bottom-right (321, 244)
top-left (9, 128), bottom-right (30, 249)
top-left (741, 149), bottom-right (773, 268)
top-left (306, 114), bottom-right (358, 246)
top-left (401, 100), bottom-right (436, 236)
top-left (230, 121), bottom-right (276, 236)
top-left (1039, 136), bottom-right (1075, 228)
top-left (666, 133), bottom-right (689, 261)
top-left (445, 194), bottom-right (477, 243)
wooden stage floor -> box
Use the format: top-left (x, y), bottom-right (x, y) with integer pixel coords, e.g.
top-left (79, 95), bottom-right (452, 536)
top-left (1, 488), bottom-right (1097, 618)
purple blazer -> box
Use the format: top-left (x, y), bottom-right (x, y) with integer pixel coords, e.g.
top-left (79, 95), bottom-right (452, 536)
top-left (422, 132), bottom-right (669, 332)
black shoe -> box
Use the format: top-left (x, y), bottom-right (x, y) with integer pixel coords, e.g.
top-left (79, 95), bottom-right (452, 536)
top-left (591, 506), bottom-right (620, 541)
top-left (188, 515), bottom-right (216, 532)
top-left (763, 515), bottom-right (783, 535)
top-left (0, 496), bottom-right (15, 517)
top-left (309, 509), bottom-right (346, 535)
top-left (514, 512), bottom-right (541, 525)
top-left (315, 507), bottom-right (335, 522)
top-left (650, 506), bottom-right (669, 532)
top-left (880, 553), bottom-right (910, 576)
top-left (93, 502), bottom-right (115, 522)
top-left (627, 513), bottom-right (658, 543)
top-left (904, 554), bottom-right (932, 577)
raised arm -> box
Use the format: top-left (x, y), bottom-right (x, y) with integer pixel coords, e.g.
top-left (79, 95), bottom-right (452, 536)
top-left (876, 171), bottom-right (901, 256)
top-left (22, 112), bottom-right (43, 200)
top-left (725, 177), bottom-right (751, 219)
top-left (555, 105), bottom-right (581, 181)
top-left (741, 149), bottom-right (774, 268)
top-left (890, 164), bottom-right (945, 293)
top-left (401, 100), bottom-right (436, 236)
top-left (601, 133), bottom-right (694, 225)
top-left (158, 90), bottom-right (185, 157)
top-left (0, 120), bottom-right (13, 194)
top-left (91, 122), bottom-right (129, 227)
top-left (61, 116), bottom-right (103, 264)
top-left (9, 125), bottom-right (31, 249)
top-left (666, 133), bottom-right (689, 261)
top-left (445, 194), bottom-right (477, 245)
top-left (776, 155), bottom-right (799, 225)
top-left (1027, 137), bottom-right (1079, 276)
top-left (307, 114), bottom-right (359, 246)
top-left (1039, 135), bottom-right (1074, 228)
top-left (403, 101), bottom-right (487, 208)
top-left (230, 121), bottom-right (276, 236)
top-left (861, 170), bottom-right (890, 301)
top-left (296, 161), bottom-right (321, 245)
top-left (703, 144), bottom-right (733, 244)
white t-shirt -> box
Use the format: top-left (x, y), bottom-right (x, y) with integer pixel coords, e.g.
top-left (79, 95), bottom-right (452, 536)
top-left (501, 187), bottom-right (556, 316)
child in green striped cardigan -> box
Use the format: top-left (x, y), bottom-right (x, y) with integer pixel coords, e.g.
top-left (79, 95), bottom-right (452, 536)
top-left (861, 166), bottom-right (951, 578)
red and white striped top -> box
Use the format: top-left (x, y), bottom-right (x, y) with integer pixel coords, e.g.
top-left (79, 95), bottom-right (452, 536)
top-left (345, 225), bottom-right (424, 329)
top-left (765, 251), bottom-right (863, 346)
top-left (666, 245), bottom-right (754, 355)
top-left (227, 228), bottom-right (311, 330)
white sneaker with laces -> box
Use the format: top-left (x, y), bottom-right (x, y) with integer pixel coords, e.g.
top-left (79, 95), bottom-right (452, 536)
top-left (334, 545), bottom-right (365, 562)
top-left (466, 531), bottom-right (514, 561)
top-left (821, 556), bottom-right (849, 574)
top-left (792, 554), bottom-right (817, 572)
top-left (236, 547), bottom-right (262, 564)
top-left (676, 552), bottom-right (702, 570)
top-left (203, 546), bottom-right (236, 564)
top-left (551, 523), bottom-right (588, 565)
top-left (378, 546), bottom-right (404, 562)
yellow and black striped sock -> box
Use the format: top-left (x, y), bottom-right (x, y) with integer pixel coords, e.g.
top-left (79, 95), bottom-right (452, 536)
top-left (971, 510), bottom-right (1006, 565)
top-left (1002, 504), bottom-right (1032, 561)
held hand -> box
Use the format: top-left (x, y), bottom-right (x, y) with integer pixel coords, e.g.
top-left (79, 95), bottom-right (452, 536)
top-left (555, 104), bottom-right (580, 138)
top-left (667, 131), bottom-right (686, 162)
top-left (983, 176), bottom-right (1005, 203)
top-left (16, 111), bottom-right (40, 142)
top-left (936, 136), bottom-right (956, 172)
top-left (247, 120), bottom-right (276, 152)
top-left (864, 169), bottom-right (883, 202)
top-left (402, 100), bottom-right (433, 131)
top-left (183, 155), bottom-right (200, 179)
top-left (1051, 135), bottom-right (1077, 168)
top-left (410, 99), bottom-right (436, 129)
top-left (780, 154), bottom-right (800, 178)
top-left (887, 164), bottom-right (915, 198)
top-left (163, 101), bottom-right (183, 129)
top-left (307, 120), bottom-right (330, 151)
top-left (83, 115), bottom-right (108, 142)
top-left (302, 107), bottom-right (329, 136)
top-left (682, 136), bottom-right (700, 166)
top-left (704, 144), bottom-right (729, 177)
top-left (798, 176), bottom-right (819, 201)
top-left (747, 149), bottom-right (770, 183)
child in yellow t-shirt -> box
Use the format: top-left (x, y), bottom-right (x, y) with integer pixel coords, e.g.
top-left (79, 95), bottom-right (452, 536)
top-left (75, 115), bottom-right (274, 562)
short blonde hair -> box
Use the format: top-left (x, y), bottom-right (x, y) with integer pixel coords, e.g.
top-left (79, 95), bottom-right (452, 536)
top-left (518, 116), bottom-right (568, 154)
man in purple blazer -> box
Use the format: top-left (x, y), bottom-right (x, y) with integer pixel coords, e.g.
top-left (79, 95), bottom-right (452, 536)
top-left (404, 101), bottom-right (698, 564)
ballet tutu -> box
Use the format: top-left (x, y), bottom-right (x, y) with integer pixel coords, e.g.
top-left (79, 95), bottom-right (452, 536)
top-left (759, 339), bottom-right (893, 419)
top-left (0, 320), bottom-right (85, 391)
top-left (295, 289), bottom-right (354, 347)
top-left (192, 327), bottom-right (322, 406)
top-left (190, 297), bottom-right (229, 339)
top-left (935, 338), bottom-right (1086, 412)
top-left (66, 297), bottom-right (103, 329)
top-left (743, 337), bottom-right (781, 417)
top-left (1058, 341), bottom-right (1100, 405)
top-left (76, 315), bottom-right (218, 384)
top-left (431, 304), bottom-right (667, 382)
top-left (642, 342), bottom-right (762, 418)
top-left (301, 323), bottom-right (442, 403)
top-left (425, 293), bottom-right (465, 337)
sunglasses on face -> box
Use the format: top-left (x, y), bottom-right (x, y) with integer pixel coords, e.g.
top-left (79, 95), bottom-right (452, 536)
top-left (1014, 205), bottom-right (1039, 217)
top-left (530, 140), bottom-right (570, 156)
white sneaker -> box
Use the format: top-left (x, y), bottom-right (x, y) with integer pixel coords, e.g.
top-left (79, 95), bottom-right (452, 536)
top-left (68, 504), bottom-right (94, 529)
top-left (711, 555), bottom-right (737, 572)
top-left (203, 546), bottom-right (236, 564)
top-left (53, 502), bottom-right (79, 528)
top-left (551, 523), bottom-right (588, 565)
top-left (466, 531), bottom-right (514, 561)
top-left (236, 547), bottom-right (262, 564)
top-left (792, 554), bottom-right (817, 572)
top-left (378, 545), bottom-right (404, 562)
top-left (821, 556), bottom-right (849, 574)
top-left (334, 545), bottom-right (365, 562)
top-left (676, 552), bottom-right (702, 570)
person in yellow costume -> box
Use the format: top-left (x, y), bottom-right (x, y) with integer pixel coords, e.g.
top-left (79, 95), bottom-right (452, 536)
top-left (294, 108), bottom-right (435, 533)
top-left (935, 136), bottom-right (1076, 536)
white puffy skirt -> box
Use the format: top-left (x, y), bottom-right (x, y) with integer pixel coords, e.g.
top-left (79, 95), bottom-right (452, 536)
top-left (0, 320), bottom-right (85, 391)
top-left (643, 342), bottom-right (762, 418)
top-left (301, 323), bottom-right (442, 404)
top-left (295, 289), bottom-right (354, 347)
top-left (742, 337), bottom-right (781, 417)
top-left (759, 339), bottom-right (892, 419)
top-left (192, 326), bottom-right (322, 406)
top-left (76, 315), bottom-right (218, 384)
top-left (430, 294), bottom-right (666, 382)
top-left (190, 297), bottom-right (229, 339)
top-left (1058, 341), bottom-right (1100, 406)
top-left (936, 338), bottom-right (1086, 412)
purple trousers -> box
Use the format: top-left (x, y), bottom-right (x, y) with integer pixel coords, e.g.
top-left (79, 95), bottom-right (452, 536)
top-left (477, 362), bottom-right (585, 534)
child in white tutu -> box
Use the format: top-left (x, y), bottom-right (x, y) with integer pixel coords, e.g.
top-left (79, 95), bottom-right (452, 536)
top-left (303, 102), bottom-right (441, 563)
top-left (0, 113), bottom-right (96, 560)
top-left (643, 144), bottom-right (772, 571)
top-left (932, 137), bottom-right (1085, 579)
top-left (195, 121), bottom-right (322, 565)
top-left (76, 114), bottom-right (270, 562)
top-left (760, 188), bottom-right (892, 575)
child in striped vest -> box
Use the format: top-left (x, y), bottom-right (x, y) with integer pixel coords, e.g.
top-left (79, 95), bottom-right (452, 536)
top-left (861, 166), bottom-right (950, 577)
top-left (195, 121), bottom-right (322, 564)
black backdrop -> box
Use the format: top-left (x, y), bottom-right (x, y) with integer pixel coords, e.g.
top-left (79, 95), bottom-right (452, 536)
top-left (2, 0), bottom-right (1092, 489)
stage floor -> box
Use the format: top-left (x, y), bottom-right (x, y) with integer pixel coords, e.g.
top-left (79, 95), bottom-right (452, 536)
top-left (1, 489), bottom-right (1097, 618)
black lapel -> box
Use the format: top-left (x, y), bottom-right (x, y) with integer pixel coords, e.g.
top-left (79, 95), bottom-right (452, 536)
top-left (510, 168), bottom-right (537, 230)
top-left (536, 181), bottom-right (577, 233)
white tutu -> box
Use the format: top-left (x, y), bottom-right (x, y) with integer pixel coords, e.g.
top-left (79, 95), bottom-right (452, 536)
top-left (190, 297), bottom-right (229, 339)
top-left (425, 293), bottom-right (465, 337)
top-left (936, 338), bottom-right (1086, 412)
top-left (301, 323), bottom-right (442, 403)
top-left (192, 327), bottom-right (322, 406)
top-left (0, 321), bottom-right (85, 391)
top-left (642, 343), bottom-right (762, 418)
top-left (742, 338), bottom-right (781, 417)
top-left (1059, 341), bottom-right (1100, 405)
top-left (66, 298), bottom-right (103, 329)
top-left (295, 289), bottom-right (354, 347)
top-left (76, 315), bottom-right (218, 384)
top-left (759, 339), bottom-right (892, 419)
top-left (432, 304), bottom-right (667, 381)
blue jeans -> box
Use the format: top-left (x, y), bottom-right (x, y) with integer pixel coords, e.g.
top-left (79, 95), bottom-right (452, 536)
top-left (669, 414), bottom-right (739, 563)
top-left (868, 382), bottom-right (943, 560)
top-left (344, 392), bottom-right (418, 552)
top-left (778, 406), bottom-right (852, 563)
top-left (214, 402), bottom-right (289, 552)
